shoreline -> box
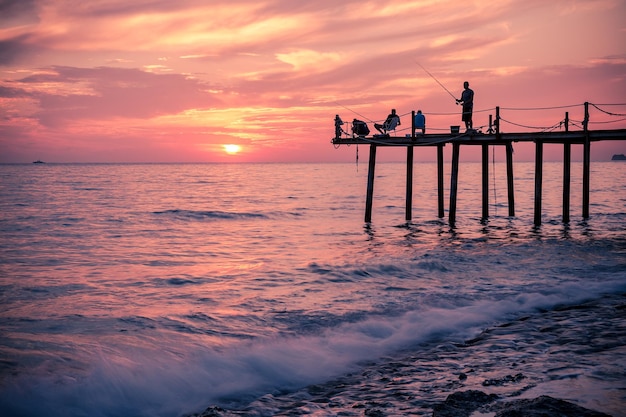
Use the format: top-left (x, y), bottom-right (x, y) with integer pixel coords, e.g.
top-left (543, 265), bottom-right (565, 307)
top-left (188, 294), bottom-right (625, 416)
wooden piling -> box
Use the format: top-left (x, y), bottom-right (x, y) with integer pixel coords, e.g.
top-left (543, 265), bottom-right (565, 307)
top-left (406, 146), bottom-right (413, 221)
top-left (449, 142), bottom-right (461, 226)
top-left (437, 144), bottom-right (445, 218)
top-left (506, 142), bottom-right (515, 216)
top-left (534, 139), bottom-right (544, 226)
top-left (365, 145), bottom-right (377, 223)
top-left (563, 112), bottom-right (571, 223)
top-left (582, 102), bottom-right (590, 219)
top-left (482, 143), bottom-right (489, 219)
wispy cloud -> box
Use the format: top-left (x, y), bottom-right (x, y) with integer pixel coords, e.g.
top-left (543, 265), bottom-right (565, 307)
top-left (1, 0), bottom-right (624, 162)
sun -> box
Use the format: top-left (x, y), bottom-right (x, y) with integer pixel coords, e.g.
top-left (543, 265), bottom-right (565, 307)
top-left (223, 144), bottom-right (242, 155)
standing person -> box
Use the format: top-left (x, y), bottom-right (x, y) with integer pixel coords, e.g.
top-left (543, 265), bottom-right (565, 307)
top-left (456, 81), bottom-right (474, 131)
top-left (414, 110), bottom-right (426, 134)
top-left (334, 114), bottom-right (344, 139)
top-left (374, 109), bottom-right (401, 135)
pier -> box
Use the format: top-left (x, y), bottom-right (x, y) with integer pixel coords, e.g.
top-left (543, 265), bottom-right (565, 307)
top-left (331, 102), bottom-right (626, 225)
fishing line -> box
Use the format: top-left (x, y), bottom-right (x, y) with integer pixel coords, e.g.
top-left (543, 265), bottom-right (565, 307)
top-left (334, 101), bottom-right (375, 123)
top-left (415, 62), bottom-right (458, 102)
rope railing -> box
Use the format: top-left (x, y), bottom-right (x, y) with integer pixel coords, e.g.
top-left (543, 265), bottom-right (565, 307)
top-left (499, 118), bottom-right (560, 131)
top-left (334, 102), bottom-right (626, 139)
top-left (589, 117), bottom-right (626, 124)
top-left (590, 103), bottom-right (626, 117)
top-left (499, 104), bottom-right (580, 111)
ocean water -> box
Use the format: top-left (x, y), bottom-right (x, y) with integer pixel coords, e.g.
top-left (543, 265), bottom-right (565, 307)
top-left (0, 161), bottom-right (625, 417)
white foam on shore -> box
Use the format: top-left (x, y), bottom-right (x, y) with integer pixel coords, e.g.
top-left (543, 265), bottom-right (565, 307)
top-left (2, 279), bottom-right (624, 417)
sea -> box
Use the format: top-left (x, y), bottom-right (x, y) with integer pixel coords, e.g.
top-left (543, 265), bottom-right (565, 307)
top-left (0, 161), bottom-right (625, 417)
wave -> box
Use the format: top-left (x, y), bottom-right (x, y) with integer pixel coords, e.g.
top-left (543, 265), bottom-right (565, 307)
top-left (153, 209), bottom-right (269, 221)
top-left (2, 279), bottom-right (624, 417)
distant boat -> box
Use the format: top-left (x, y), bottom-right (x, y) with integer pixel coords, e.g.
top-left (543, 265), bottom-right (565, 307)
top-left (32, 160), bottom-right (45, 164)
top-left (611, 154), bottom-right (626, 161)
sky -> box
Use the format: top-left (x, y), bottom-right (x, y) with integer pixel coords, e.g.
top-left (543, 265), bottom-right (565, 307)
top-left (1, 0), bottom-right (625, 163)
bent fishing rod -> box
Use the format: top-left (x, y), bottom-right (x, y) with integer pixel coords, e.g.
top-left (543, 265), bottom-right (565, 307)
top-left (416, 62), bottom-right (458, 103)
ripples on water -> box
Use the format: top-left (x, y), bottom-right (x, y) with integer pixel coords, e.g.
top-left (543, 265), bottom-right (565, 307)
top-left (0, 162), bottom-right (625, 417)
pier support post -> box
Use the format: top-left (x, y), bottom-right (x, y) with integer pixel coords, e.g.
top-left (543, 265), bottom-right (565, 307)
top-left (563, 112), bottom-right (571, 223)
top-left (482, 143), bottom-right (489, 219)
top-left (582, 102), bottom-right (590, 219)
top-left (449, 142), bottom-right (460, 226)
top-left (534, 140), bottom-right (544, 226)
top-left (506, 142), bottom-right (515, 216)
top-left (406, 145), bottom-right (414, 221)
top-left (437, 144), bottom-right (445, 218)
top-left (365, 145), bottom-right (377, 223)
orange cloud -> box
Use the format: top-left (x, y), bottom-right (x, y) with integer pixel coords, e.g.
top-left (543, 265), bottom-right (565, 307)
top-left (0, 0), bottom-right (624, 163)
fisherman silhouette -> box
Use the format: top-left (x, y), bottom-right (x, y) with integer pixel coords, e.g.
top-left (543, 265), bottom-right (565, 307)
top-left (414, 110), bottom-right (426, 134)
top-left (455, 81), bottom-right (474, 131)
top-left (374, 109), bottom-right (401, 135)
top-left (351, 118), bottom-right (369, 137)
top-left (334, 114), bottom-right (344, 139)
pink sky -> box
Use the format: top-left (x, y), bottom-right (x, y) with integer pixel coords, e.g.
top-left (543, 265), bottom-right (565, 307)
top-left (1, 0), bottom-right (625, 163)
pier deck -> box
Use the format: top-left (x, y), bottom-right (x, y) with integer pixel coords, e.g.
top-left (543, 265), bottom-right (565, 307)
top-left (331, 127), bottom-right (626, 225)
top-left (332, 128), bottom-right (626, 146)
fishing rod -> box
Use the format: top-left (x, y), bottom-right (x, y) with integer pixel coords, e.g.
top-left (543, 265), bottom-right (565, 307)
top-left (333, 101), bottom-right (363, 172)
top-left (334, 101), bottom-right (375, 123)
top-left (416, 62), bottom-right (458, 102)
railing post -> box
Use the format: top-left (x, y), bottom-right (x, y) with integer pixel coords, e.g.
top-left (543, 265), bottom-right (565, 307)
top-left (495, 106), bottom-right (501, 140)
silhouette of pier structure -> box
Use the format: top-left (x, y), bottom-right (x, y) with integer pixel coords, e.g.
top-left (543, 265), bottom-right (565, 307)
top-left (331, 102), bottom-right (626, 225)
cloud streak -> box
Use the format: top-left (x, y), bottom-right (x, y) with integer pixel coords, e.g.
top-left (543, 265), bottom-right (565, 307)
top-left (0, 0), bottom-right (625, 162)
top-left (16, 66), bottom-right (220, 125)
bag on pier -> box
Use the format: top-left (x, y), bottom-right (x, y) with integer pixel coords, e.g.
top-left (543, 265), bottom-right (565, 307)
top-left (352, 119), bottom-right (370, 136)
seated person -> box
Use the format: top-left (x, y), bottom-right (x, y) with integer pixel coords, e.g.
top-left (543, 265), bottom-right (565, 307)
top-left (374, 109), bottom-right (400, 135)
top-left (414, 110), bottom-right (426, 134)
top-left (351, 119), bottom-right (370, 137)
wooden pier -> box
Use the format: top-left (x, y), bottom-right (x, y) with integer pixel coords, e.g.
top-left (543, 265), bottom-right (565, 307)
top-left (332, 103), bottom-right (626, 225)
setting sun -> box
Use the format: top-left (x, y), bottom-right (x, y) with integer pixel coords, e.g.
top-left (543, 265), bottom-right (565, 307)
top-left (223, 144), bottom-right (242, 155)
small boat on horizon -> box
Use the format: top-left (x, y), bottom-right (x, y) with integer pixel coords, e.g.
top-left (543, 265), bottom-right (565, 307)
top-left (611, 154), bottom-right (626, 161)
top-left (32, 160), bottom-right (45, 164)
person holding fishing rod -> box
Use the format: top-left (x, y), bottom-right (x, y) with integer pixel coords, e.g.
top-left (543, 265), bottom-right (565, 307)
top-left (416, 63), bottom-right (475, 132)
top-left (334, 114), bottom-right (345, 139)
top-left (456, 81), bottom-right (474, 131)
